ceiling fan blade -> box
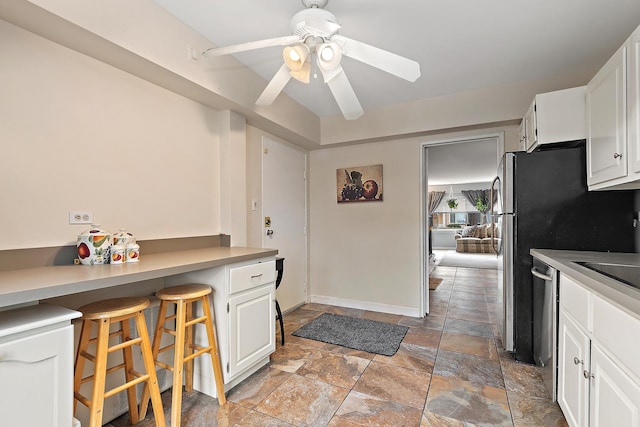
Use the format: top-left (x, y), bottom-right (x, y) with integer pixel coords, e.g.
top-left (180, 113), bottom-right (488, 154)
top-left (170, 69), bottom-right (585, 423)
top-left (202, 35), bottom-right (301, 58)
top-left (320, 66), bottom-right (363, 120)
top-left (256, 63), bottom-right (292, 106)
top-left (332, 35), bottom-right (421, 82)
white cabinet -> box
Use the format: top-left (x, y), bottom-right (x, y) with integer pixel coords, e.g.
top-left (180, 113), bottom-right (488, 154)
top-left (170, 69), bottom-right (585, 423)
top-left (587, 24), bottom-right (640, 190)
top-left (518, 117), bottom-right (527, 151)
top-left (558, 273), bottom-right (640, 427)
top-left (166, 256), bottom-right (276, 396)
top-left (227, 261), bottom-right (276, 379)
top-left (586, 45), bottom-right (628, 186)
top-left (558, 311), bottom-right (591, 427)
top-left (589, 344), bottom-right (640, 427)
top-left (523, 86), bottom-right (587, 153)
top-left (523, 100), bottom-right (535, 151)
top-left (0, 304), bottom-right (81, 427)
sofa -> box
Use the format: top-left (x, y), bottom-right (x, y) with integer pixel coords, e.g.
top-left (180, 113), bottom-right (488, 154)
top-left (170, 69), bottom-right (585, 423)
top-left (454, 223), bottom-right (498, 254)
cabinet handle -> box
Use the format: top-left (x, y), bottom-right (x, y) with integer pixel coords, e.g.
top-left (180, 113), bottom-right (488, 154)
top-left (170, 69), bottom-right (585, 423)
top-left (614, 153), bottom-right (623, 159)
top-left (583, 370), bottom-right (594, 379)
top-left (251, 274), bottom-right (263, 279)
top-left (573, 357), bottom-right (583, 365)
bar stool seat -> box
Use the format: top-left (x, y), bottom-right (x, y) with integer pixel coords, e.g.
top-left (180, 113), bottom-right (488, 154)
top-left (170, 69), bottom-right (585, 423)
top-left (73, 297), bottom-right (166, 427)
top-left (140, 284), bottom-right (226, 427)
top-left (155, 283), bottom-right (211, 301)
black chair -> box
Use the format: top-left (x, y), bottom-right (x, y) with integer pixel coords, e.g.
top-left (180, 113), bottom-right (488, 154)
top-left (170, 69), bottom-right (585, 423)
top-left (275, 257), bottom-right (285, 345)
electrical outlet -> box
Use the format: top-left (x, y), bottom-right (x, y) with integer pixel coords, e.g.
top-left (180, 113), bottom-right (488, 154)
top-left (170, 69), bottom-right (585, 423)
top-left (69, 211), bottom-right (93, 224)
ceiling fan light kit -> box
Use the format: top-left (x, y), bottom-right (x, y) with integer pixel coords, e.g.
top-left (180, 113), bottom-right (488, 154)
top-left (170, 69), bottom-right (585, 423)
top-left (283, 44), bottom-right (309, 69)
top-left (289, 61), bottom-right (311, 83)
top-left (317, 42), bottom-right (341, 72)
top-left (202, 0), bottom-right (421, 120)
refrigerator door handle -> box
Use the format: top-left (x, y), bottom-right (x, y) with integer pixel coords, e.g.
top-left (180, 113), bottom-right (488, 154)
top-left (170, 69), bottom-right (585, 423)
top-left (489, 176), bottom-right (500, 255)
top-left (490, 175), bottom-right (501, 255)
top-left (531, 267), bottom-right (554, 282)
top-left (491, 213), bottom-right (498, 254)
top-left (490, 176), bottom-right (500, 213)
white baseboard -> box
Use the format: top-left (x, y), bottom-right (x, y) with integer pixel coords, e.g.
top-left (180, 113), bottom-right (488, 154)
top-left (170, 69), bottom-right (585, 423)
top-left (309, 295), bottom-right (421, 318)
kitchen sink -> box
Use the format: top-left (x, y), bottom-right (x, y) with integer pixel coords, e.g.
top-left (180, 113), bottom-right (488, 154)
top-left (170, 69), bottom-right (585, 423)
top-left (576, 261), bottom-right (640, 290)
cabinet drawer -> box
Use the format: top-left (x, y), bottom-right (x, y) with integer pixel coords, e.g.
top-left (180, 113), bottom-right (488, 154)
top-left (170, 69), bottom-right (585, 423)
top-left (593, 295), bottom-right (640, 380)
top-left (560, 274), bottom-right (593, 331)
top-left (229, 260), bottom-right (275, 294)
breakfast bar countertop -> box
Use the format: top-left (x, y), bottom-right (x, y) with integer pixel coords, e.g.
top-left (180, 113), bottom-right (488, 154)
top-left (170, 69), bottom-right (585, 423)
top-left (530, 249), bottom-right (640, 316)
top-left (0, 246), bottom-right (278, 309)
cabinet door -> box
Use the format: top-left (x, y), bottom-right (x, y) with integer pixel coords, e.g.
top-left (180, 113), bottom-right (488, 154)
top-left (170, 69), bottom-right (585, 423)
top-left (558, 312), bottom-right (591, 427)
top-left (590, 344), bottom-right (640, 427)
top-left (587, 44), bottom-right (628, 186)
top-left (0, 326), bottom-right (75, 427)
top-left (628, 26), bottom-right (640, 175)
top-left (518, 119), bottom-right (526, 151)
top-left (228, 284), bottom-right (275, 379)
top-left (524, 101), bottom-right (537, 152)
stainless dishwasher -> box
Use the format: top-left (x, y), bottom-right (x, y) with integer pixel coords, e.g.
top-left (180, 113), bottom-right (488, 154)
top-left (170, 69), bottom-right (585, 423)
top-left (531, 257), bottom-right (558, 402)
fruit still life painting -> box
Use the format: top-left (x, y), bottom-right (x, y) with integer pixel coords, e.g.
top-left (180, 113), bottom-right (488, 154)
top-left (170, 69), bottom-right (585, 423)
top-left (337, 164), bottom-right (383, 203)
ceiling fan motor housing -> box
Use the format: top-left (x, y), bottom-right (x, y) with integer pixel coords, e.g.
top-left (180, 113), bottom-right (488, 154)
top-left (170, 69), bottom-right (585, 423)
top-left (301, 0), bottom-right (328, 9)
top-left (290, 8), bottom-right (339, 40)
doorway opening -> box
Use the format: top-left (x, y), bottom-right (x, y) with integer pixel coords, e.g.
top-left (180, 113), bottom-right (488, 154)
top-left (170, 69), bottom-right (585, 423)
top-left (420, 133), bottom-right (503, 315)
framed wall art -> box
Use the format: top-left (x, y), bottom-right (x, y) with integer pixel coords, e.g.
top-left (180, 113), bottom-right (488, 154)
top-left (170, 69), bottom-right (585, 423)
top-left (337, 164), bottom-right (383, 203)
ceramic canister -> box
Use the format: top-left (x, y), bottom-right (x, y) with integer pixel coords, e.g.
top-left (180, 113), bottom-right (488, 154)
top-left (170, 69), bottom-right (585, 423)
top-left (110, 243), bottom-right (126, 264)
top-left (126, 243), bottom-right (140, 263)
top-left (113, 228), bottom-right (135, 247)
top-left (77, 224), bottom-right (112, 265)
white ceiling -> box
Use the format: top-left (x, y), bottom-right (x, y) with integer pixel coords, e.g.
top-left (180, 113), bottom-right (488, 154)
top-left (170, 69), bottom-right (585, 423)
top-left (154, 0), bottom-right (640, 118)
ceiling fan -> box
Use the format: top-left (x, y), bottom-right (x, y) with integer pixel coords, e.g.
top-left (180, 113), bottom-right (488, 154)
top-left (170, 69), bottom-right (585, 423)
top-left (201, 0), bottom-right (421, 120)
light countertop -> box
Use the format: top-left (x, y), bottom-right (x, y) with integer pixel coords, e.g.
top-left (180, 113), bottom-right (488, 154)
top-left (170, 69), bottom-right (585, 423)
top-left (530, 249), bottom-right (640, 316)
top-left (0, 246), bottom-right (277, 309)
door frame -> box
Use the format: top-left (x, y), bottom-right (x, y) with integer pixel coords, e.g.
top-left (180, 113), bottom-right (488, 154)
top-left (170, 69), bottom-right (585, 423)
top-left (419, 132), bottom-right (504, 315)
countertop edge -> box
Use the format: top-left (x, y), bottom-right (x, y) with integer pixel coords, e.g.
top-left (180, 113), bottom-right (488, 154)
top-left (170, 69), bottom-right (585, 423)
top-left (530, 249), bottom-right (640, 317)
top-left (0, 247), bottom-right (278, 308)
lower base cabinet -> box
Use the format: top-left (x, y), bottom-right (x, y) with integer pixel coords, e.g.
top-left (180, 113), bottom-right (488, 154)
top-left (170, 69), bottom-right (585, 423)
top-left (558, 311), bottom-right (590, 427)
top-left (228, 283), bottom-right (275, 378)
top-left (590, 344), bottom-right (640, 427)
top-left (0, 304), bottom-right (81, 427)
top-left (558, 274), bottom-right (640, 427)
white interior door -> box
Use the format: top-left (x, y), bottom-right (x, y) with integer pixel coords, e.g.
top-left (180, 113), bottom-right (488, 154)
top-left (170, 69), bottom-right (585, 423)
top-left (262, 138), bottom-right (307, 312)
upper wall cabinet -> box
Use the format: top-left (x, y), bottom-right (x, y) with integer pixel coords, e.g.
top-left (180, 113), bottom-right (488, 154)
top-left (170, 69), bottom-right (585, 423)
top-left (587, 24), bottom-right (640, 190)
top-left (523, 86), bottom-right (587, 153)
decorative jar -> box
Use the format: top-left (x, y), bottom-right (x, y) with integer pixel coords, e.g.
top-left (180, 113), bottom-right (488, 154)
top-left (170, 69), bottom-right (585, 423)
top-left (113, 229), bottom-right (135, 247)
top-left (110, 243), bottom-right (126, 264)
top-left (77, 224), bottom-right (112, 265)
top-left (126, 243), bottom-right (140, 263)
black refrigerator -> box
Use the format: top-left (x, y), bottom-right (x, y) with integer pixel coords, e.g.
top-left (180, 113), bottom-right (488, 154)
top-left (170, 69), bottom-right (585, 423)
top-left (493, 143), bottom-right (636, 364)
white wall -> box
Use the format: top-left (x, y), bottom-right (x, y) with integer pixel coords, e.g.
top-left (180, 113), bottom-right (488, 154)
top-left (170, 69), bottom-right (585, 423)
top-left (0, 20), bottom-right (223, 249)
top-left (309, 138), bottom-right (423, 315)
top-left (309, 127), bottom-right (516, 315)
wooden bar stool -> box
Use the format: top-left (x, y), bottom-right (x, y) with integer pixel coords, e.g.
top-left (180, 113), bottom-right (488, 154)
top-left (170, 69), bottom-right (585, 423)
top-left (73, 297), bottom-right (166, 427)
top-left (140, 284), bottom-right (226, 427)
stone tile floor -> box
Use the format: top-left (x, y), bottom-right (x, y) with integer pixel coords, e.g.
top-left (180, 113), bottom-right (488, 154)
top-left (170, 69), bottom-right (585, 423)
top-left (107, 265), bottom-right (567, 426)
